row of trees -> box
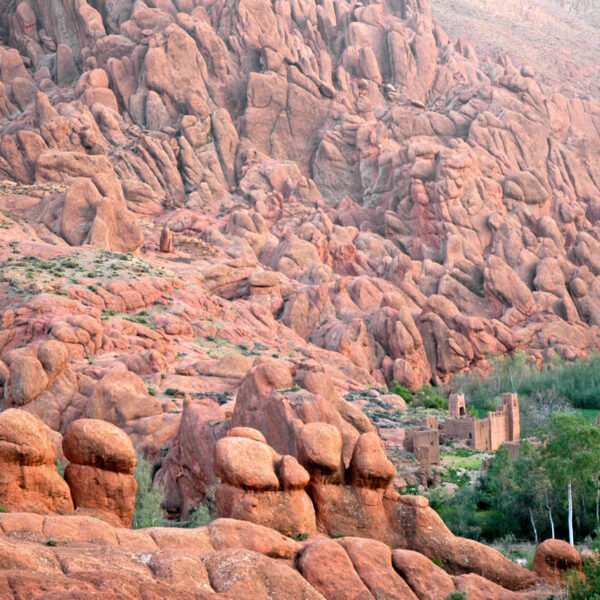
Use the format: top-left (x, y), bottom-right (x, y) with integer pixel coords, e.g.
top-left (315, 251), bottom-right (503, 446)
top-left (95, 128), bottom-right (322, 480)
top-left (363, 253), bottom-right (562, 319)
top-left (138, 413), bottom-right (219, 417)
top-left (451, 352), bottom-right (600, 411)
top-left (430, 413), bottom-right (600, 545)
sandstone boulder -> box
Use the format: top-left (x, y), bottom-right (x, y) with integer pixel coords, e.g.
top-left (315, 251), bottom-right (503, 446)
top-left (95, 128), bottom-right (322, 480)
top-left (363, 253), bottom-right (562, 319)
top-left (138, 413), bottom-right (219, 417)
top-left (63, 419), bottom-right (137, 527)
top-left (214, 429), bottom-right (317, 538)
top-left (532, 538), bottom-right (583, 584)
top-left (0, 409), bottom-right (73, 515)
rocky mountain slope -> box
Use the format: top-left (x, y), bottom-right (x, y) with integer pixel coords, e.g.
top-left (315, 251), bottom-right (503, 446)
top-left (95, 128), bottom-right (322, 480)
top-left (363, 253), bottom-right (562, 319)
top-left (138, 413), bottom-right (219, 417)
top-left (431, 0), bottom-right (600, 98)
top-left (0, 0), bottom-right (599, 597)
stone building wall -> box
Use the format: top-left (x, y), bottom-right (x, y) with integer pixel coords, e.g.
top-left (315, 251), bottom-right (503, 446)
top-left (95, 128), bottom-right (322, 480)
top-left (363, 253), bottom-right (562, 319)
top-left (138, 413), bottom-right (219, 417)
top-left (444, 393), bottom-right (520, 451)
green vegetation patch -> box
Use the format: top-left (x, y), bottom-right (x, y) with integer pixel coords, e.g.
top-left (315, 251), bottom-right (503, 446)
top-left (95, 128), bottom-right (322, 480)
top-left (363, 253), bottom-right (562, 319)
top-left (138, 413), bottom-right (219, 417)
top-left (442, 454), bottom-right (483, 471)
top-left (0, 250), bottom-right (174, 308)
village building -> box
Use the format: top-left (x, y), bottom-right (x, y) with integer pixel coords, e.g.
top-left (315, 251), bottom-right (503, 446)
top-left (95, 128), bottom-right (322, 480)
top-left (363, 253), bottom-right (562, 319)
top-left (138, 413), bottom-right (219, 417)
top-left (444, 393), bottom-right (520, 451)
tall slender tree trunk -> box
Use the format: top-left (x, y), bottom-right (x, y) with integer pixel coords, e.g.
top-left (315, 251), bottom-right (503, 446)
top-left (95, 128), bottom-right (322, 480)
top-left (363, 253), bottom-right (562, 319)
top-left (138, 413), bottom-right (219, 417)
top-left (547, 502), bottom-right (555, 539)
top-left (529, 506), bottom-right (538, 544)
top-left (596, 487), bottom-right (599, 526)
top-left (568, 479), bottom-right (574, 546)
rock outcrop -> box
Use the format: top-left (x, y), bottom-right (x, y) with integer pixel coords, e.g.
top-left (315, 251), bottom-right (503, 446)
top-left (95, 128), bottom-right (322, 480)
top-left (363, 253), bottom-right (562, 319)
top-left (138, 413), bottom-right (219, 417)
top-left (63, 418), bottom-right (137, 527)
top-left (0, 0), bottom-right (600, 395)
top-left (0, 408), bottom-right (73, 515)
top-left (0, 511), bottom-right (547, 600)
top-left (159, 367), bottom-right (537, 592)
top-left (214, 427), bottom-right (317, 538)
top-left (532, 539), bottom-right (583, 584)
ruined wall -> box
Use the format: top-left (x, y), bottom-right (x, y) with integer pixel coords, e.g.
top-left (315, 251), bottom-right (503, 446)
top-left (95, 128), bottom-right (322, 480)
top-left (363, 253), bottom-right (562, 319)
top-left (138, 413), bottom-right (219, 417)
top-left (444, 417), bottom-right (475, 441)
top-left (473, 418), bottom-right (491, 451)
top-left (444, 394), bottom-right (520, 451)
top-left (488, 410), bottom-right (508, 451)
top-left (503, 393), bottom-right (520, 441)
top-left (413, 429), bottom-right (440, 465)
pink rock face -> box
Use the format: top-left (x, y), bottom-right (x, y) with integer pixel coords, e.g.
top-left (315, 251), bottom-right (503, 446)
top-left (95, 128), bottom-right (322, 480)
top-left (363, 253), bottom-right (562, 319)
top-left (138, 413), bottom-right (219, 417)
top-left (0, 0), bottom-right (596, 596)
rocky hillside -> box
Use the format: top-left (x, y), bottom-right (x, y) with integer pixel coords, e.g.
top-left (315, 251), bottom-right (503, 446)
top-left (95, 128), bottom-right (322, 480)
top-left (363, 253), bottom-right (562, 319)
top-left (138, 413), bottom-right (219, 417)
top-left (1, 0), bottom-right (600, 399)
top-left (0, 0), bottom-right (598, 597)
top-left (431, 0), bottom-right (600, 97)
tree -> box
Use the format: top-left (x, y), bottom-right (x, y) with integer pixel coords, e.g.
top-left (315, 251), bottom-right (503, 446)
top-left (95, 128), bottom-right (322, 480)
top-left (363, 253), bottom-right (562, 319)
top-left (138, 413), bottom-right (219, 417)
top-left (477, 444), bottom-right (550, 543)
top-left (132, 453), bottom-right (165, 529)
top-left (540, 413), bottom-right (600, 545)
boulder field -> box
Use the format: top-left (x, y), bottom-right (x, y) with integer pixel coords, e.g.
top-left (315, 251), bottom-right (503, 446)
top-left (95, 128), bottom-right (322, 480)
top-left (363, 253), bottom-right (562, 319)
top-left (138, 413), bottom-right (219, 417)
top-left (0, 0), bottom-right (598, 597)
top-left (0, 406), bottom-right (577, 599)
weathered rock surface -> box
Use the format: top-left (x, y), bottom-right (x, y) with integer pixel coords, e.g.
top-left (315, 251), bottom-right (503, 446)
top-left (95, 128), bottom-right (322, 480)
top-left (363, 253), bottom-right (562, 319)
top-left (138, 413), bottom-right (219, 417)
top-left (532, 538), bottom-right (583, 584)
top-left (0, 408), bottom-right (73, 515)
top-left (214, 428), bottom-right (317, 538)
top-left (63, 418), bottom-right (137, 527)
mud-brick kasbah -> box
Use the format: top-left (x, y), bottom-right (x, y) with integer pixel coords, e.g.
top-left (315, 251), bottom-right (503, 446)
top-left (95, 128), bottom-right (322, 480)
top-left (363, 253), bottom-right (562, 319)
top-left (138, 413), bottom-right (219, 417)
top-left (403, 393), bottom-right (520, 470)
top-left (444, 393), bottom-right (521, 451)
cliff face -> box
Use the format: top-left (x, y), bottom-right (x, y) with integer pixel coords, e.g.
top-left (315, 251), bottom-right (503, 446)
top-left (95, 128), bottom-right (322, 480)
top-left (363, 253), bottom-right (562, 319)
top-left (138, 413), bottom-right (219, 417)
top-left (1, 0), bottom-right (600, 396)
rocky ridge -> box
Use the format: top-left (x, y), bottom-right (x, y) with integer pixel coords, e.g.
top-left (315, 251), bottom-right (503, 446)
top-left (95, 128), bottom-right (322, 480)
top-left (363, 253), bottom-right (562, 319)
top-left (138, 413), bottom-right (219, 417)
top-left (0, 0), bottom-right (600, 400)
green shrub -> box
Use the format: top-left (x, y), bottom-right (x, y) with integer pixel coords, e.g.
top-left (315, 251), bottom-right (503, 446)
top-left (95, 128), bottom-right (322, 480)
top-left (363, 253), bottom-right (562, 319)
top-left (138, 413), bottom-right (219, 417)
top-left (412, 384), bottom-right (447, 410)
top-left (443, 592), bottom-right (467, 600)
top-left (188, 504), bottom-right (215, 528)
top-left (567, 555), bottom-right (600, 600)
top-left (132, 453), bottom-right (165, 529)
top-left (389, 381), bottom-right (414, 403)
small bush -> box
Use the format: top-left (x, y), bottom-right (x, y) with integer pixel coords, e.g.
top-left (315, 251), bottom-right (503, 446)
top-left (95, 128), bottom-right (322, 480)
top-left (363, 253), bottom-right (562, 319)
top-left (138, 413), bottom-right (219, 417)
top-left (412, 384), bottom-right (448, 410)
top-left (444, 592), bottom-right (467, 600)
top-left (188, 504), bottom-right (215, 528)
top-left (389, 381), bottom-right (414, 403)
top-left (132, 453), bottom-right (165, 529)
top-left (567, 555), bottom-right (600, 600)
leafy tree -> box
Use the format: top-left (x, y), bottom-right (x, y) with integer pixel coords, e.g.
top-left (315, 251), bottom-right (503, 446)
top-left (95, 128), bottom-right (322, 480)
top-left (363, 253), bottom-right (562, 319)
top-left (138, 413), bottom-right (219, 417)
top-left (428, 485), bottom-right (481, 540)
top-left (540, 413), bottom-right (600, 545)
top-left (132, 453), bottom-right (165, 529)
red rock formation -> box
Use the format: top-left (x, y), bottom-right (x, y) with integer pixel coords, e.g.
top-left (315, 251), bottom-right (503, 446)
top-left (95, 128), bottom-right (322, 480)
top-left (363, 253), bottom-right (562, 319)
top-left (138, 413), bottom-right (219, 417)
top-left (0, 511), bottom-right (551, 599)
top-left (532, 539), bottom-right (583, 584)
top-left (0, 0), bottom-right (597, 595)
top-left (0, 408), bottom-right (73, 515)
top-left (214, 427), bottom-right (316, 538)
top-left (63, 418), bottom-right (137, 527)
top-left (159, 364), bottom-right (536, 592)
